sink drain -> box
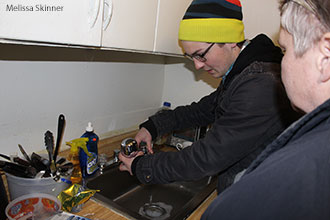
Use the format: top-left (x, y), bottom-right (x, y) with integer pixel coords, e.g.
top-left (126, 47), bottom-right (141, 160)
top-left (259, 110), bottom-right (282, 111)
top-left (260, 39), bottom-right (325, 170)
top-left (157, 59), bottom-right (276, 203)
top-left (144, 204), bottom-right (166, 217)
top-left (139, 202), bottom-right (172, 220)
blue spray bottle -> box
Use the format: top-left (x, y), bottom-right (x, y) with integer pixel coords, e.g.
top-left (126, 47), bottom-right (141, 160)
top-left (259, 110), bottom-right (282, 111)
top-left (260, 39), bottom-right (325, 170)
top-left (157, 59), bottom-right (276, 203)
top-left (79, 122), bottom-right (99, 179)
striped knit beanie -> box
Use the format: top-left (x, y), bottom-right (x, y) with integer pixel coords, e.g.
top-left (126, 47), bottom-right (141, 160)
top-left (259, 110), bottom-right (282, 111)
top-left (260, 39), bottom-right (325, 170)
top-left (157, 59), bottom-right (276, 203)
top-left (179, 0), bottom-right (245, 43)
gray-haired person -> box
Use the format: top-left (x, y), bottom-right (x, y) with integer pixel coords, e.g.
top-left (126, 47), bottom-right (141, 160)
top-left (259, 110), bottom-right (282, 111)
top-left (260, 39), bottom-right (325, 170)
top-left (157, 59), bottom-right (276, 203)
top-left (202, 0), bottom-right (330, 219)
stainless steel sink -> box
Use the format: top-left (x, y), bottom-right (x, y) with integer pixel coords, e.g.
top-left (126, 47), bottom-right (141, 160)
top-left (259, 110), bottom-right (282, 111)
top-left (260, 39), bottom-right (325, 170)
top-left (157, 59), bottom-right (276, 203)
top-left (87, 160), bottom-right (216, 220)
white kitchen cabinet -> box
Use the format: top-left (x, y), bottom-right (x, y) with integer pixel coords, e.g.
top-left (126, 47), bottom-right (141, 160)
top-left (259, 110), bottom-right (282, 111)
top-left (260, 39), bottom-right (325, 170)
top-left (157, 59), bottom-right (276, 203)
top-left (0, 0), bottom-right (191, 54)
top-left (0, 0), bottom-right (103, 46)
top-left (101, 0), bottom-right (158, 52)
top-left (153, 0), bottom-right (192, 55)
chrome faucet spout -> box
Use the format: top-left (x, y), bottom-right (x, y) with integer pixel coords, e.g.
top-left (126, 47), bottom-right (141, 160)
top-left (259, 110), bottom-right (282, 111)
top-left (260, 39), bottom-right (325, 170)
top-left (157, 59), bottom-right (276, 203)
top-left (107, 149), bottom-right (120, 166)
top-left (98, 149), bottom-right (120, 174)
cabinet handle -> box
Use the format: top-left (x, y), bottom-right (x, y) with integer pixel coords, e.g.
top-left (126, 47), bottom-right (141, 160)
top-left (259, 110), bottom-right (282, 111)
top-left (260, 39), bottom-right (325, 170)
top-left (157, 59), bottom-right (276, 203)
top-left (103, 0), bottom-right (113, 31)
top-left (88, 0), bottom-right (101, 28)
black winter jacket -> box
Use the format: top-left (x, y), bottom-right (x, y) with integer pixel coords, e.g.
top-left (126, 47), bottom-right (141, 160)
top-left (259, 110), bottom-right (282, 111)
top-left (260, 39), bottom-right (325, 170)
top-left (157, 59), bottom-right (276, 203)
top-left (133, 34), bottom-right (300, 192)
top-left (202, 98), bottom-right (330, 220)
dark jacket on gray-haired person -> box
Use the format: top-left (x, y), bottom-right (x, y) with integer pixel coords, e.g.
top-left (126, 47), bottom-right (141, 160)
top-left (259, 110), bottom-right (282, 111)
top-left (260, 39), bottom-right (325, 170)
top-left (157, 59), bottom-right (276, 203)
top-left (202, 98), bottom-right (330, 220)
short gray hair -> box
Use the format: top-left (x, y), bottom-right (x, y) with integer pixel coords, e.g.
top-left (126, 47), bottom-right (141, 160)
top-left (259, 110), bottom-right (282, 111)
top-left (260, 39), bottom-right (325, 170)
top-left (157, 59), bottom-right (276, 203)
top-left (279, 0), bottom-right (330, 57)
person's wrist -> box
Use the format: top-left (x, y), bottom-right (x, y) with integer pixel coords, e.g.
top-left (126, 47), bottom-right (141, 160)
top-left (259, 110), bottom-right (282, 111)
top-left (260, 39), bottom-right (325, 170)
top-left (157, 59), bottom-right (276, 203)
top-left (139, 119), bottom-right (158, 140)
top-left (131, 155), bottom-right (143, 176)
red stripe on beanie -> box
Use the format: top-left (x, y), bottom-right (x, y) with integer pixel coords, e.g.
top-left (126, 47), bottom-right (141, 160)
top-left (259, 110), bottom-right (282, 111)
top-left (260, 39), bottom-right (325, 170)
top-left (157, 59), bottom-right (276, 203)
top-left (226, 0), bottom-right (241, 7)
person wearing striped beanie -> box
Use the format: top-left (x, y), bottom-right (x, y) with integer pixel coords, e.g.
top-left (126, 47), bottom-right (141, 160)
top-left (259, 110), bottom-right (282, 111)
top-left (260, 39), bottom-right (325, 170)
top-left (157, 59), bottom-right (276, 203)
top-left (178, 0), bottom-right (245, 79)
top-left (119, 0), bottom-right (300, 201)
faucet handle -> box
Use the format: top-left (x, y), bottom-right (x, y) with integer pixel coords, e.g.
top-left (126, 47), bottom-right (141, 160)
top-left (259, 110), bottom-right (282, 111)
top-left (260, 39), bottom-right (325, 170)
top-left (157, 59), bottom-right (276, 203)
top-left (140, 141), bottom-right (148, 154)
top-left (121, 138), bottom-right (139, 157)
top-left (113, 149), bottom-right (120, 163)
top-left (98, 150), bottom-right (121, 174)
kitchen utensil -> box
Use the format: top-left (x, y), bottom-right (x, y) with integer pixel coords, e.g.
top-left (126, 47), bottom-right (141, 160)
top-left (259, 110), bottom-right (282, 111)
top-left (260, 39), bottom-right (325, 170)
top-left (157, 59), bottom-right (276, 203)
top-left (30, 152), bottom-right (49, 172)
top-left (0, 160), bottom-right (37, 178)
top-left (0, 153), bottom-right (10, 161)
top-left (12, 157), bottom-right (31, 167)
top-left (57, 162), bottom-right (74, 173)
top-left (53, 114), bottom-right (65, 164)
top-left (0, 153), bottom-right (31, 167)
top-left (56, 157), bottom-right (66, 165)
top-left (44, 130), bottom-right (55, 173)
top-left (18, 144), bottom-right (32, 163)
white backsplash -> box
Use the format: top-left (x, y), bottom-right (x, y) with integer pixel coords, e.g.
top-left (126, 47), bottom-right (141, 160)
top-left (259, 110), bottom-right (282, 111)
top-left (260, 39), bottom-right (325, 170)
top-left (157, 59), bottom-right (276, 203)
top-left (0, 55), bottom-right (218, 156)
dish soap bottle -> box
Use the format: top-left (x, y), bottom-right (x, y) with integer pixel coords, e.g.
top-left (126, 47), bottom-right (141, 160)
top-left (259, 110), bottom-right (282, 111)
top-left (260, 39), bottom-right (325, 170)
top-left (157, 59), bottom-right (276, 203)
top-left (66, 138), bottom-right (90, 184)
top-left (80, 122), bottom-right (99, 178)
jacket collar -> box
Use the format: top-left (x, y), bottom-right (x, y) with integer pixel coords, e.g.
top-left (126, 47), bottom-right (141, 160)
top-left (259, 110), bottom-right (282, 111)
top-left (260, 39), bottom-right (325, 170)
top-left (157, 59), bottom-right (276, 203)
top-left (222, 34), bottom-right (283, 88)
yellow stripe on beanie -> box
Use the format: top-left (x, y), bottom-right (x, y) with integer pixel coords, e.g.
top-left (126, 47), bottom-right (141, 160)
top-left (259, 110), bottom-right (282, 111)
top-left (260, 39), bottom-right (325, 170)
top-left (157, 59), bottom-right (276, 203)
top-left (179, 18), bottom-right (245, 43)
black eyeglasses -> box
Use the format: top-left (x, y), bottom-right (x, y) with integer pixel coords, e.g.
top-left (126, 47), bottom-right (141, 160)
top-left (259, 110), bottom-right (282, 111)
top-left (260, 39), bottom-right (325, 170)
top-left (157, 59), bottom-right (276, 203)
top-left (184, 43), bottom-right (215, 62)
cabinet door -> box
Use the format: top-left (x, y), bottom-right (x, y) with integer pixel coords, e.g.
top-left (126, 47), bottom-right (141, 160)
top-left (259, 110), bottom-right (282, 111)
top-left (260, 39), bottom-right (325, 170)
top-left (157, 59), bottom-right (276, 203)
top-left (154, 0), bottom-right (192, 55)
top-left (102, 0), bottom-right (158, 52)
top-left (0, 0), bottom-right (102, 46)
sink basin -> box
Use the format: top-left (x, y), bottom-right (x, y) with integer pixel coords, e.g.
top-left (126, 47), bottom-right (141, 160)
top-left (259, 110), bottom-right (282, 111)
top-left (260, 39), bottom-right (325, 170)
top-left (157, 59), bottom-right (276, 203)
top-left (87, 162), bottom-right (216, 220)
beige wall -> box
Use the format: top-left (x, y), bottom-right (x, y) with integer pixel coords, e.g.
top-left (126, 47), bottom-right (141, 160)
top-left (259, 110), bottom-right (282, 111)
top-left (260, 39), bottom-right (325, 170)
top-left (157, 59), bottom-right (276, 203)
top-left (242, 0), bottom-right (281, 42)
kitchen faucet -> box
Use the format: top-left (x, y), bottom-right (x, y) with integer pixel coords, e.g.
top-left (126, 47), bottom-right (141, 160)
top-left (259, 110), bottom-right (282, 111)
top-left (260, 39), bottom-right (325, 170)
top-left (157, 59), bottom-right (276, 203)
top-left (98, 149), bottom-right (120, 174)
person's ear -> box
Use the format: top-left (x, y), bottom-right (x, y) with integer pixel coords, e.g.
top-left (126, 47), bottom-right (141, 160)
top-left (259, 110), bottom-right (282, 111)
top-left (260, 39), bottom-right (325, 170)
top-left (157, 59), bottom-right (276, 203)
top-left (318, 32), bottom-right (330, 82)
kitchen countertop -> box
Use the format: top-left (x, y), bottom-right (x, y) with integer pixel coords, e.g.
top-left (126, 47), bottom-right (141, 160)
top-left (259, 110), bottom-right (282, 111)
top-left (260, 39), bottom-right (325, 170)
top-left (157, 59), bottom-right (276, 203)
top-left (2, 130), bottom-right (217, 220)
